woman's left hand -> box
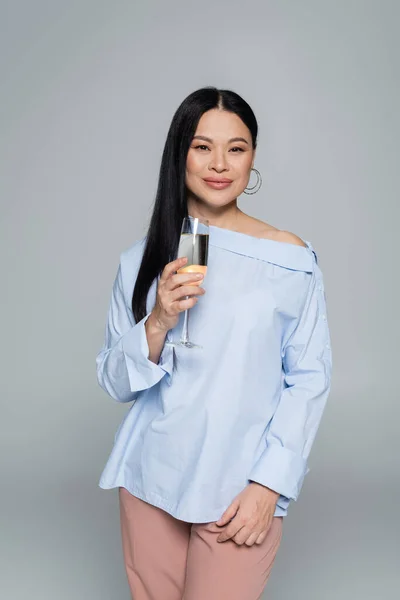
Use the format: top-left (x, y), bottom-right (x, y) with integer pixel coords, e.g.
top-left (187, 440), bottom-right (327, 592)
top-left (208, 482), bottom-right (280, 546)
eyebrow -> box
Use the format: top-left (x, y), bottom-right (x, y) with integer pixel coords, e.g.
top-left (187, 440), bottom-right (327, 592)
top-left (192, 135), bottom-right (249, 145)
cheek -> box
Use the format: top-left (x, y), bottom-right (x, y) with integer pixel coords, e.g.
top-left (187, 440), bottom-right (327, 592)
top-left (186, 151), bottom-right (204, 175)
top-left (236, 155), bottom-right (254, 178)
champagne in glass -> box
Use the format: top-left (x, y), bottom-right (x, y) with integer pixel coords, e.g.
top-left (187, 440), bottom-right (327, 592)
top-left (165, 216), bottom-right (209, 349)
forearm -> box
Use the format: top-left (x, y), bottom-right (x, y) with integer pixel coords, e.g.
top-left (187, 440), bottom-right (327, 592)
top-left (96, 252), bottom-right (175, 403)
top-left (97, 311), bottom-right (175, 403)
top-left (145, 311), bottom-right (169, 365)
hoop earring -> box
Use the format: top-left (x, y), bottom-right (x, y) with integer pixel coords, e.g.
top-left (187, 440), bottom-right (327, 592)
top-left (244, 168), bottom-right (262, 194)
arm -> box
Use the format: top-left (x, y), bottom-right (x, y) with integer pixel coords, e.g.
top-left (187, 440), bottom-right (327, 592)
top-left (145, 312), bottom-right (171, 365)
top-left (95, 258), bottom-right (174, 404)
top-left (248, 257), bottom-right (333, 501)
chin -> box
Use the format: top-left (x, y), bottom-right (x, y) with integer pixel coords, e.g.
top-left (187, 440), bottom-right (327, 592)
top-left (197, 192), bottom-right (236, 207)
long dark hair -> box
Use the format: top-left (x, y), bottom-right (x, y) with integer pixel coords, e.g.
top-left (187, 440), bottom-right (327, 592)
top-left (132, 86), bottom-right (258, 323)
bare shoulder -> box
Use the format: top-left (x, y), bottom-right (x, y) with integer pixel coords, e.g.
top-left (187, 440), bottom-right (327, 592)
top-left (243, 217), bottom-right (307, 247)
top-left (237, 214), bottom-right (307, 247)
top-left (274, 229), bottom-right (307, 247)
top-left (239, 215), bottom-right (280, 239)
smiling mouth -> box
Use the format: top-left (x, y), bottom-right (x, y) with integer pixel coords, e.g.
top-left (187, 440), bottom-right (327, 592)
top-left (203, 178), bottom-right (233, 183)
top-left (203, 179), bottom-right (233, 189)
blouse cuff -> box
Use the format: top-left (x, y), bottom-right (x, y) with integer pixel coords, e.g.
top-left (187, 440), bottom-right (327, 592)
top-left (121, 312), bottom-right (174, 391)
top-left (248, 444), bottom-right (310, 501)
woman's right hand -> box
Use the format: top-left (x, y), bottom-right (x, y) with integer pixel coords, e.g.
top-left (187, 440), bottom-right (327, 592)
top-left (150, 257), bottom-right (206, 332)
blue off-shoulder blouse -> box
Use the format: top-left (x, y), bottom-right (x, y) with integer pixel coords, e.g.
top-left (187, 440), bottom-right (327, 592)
top-left (96, 224), bottom-right (333, 522)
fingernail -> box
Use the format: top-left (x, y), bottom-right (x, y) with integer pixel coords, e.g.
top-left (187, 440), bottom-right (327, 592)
top-left (196, 274), bottom-right (203, 279)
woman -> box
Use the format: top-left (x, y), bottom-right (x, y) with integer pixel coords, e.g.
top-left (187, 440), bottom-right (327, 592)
top-left (96, 86), bottom-right (332, 599)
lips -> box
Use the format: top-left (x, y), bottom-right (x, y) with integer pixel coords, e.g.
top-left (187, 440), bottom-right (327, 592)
top-left (203, 178), bottom-right (233, 190)
top-left (203, 178), bottom-right (233, 183)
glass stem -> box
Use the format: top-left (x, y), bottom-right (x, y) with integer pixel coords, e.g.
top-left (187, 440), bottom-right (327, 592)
top-left (180, 296), bottom-right (190, 344)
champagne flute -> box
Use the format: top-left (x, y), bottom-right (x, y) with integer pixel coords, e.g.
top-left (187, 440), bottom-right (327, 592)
top-left (165, 216), bottom-right (209, 349)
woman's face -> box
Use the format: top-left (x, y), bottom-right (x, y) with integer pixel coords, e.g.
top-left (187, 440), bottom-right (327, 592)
top-left (185, 109), bottom-right (255, 208)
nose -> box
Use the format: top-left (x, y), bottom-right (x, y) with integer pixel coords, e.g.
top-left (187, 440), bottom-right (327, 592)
top-left (208, 148), bottom-right (229, 173)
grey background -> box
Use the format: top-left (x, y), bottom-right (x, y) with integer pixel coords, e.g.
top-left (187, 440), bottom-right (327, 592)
top-left (1, 1), bottom-right (398, 598)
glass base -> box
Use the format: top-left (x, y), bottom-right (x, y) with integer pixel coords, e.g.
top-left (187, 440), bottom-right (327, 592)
top-left (165, 340), bottom-right (203, 349)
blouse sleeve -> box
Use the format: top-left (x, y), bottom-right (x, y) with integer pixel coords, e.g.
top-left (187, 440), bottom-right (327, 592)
top-left (248, 251), bottom-right (332, 501)
top-left (95, 257), bottom-right (174, 404)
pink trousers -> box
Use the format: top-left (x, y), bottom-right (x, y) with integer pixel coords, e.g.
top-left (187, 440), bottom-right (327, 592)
top-left (118, 487), bottom-right (283, 600)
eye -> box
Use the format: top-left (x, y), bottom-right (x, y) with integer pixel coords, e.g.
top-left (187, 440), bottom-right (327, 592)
top-left (193, 144), bottom-right (210, 151)
top-left (230, 146), bottom-right (245, 152)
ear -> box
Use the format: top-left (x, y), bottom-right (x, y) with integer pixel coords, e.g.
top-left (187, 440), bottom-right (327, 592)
top-left (251, 148), bottom-right (256, 169)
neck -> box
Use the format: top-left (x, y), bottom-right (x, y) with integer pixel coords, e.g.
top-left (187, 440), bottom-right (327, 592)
top-left (187, 198), bottom-right (246, 230)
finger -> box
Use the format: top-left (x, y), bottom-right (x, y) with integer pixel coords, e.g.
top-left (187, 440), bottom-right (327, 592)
top-left (244, 531), bottom-right (260, 547)
top-left (217, 520), bottom-right (244, 543)
top-left (170, 285), bottom-right (205, 302)
top-left (254, 520), bottom-right (273, 545)
top-left (160, 257), bottom-right (188, 283)
top-left (216, 511), bottom-right (243, 542)
top-left (175, 296), bottom-right (199, 311)
top-left (166, 271), bottom-right (204, 291)
top-left (232, 526), bottom-right (255, 546)
top-left (215, 499), bottom-right (240, 526)
top-left (204, 521), bottom-right (223, 532)
top-left (255, 530), bottom-right (268, 545)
